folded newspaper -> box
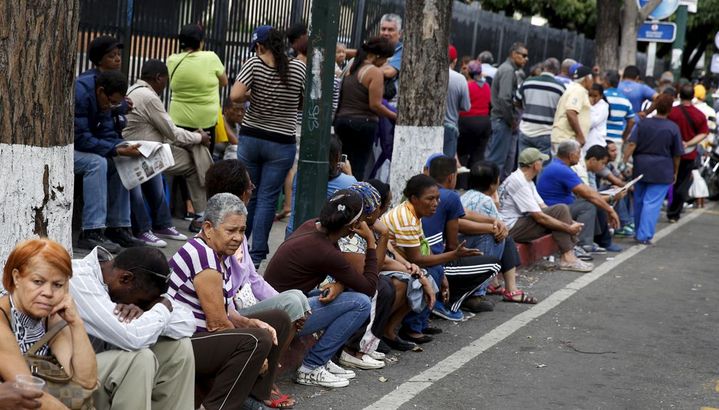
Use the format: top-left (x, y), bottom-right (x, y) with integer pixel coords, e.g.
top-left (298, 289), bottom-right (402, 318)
top-left (599, 174), bottom-right (643, 196)
top-left (114, 141), bottom-right (175, 190)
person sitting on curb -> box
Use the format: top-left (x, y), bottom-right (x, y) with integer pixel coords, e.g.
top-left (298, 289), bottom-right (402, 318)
top-left (537, 140), bottom-right (621, 255)
top-left (123, 59), bottom-right (211, 247)
top-left (70, 246), bottom-right (196, 409)
top-left (169, 193), bottom-right (293, 410)
top-left (498, 148), bottom-right (593, 272)
top-left (382, 173), bottom-right (500, 345)
top-left (460, 161), bottom-right (538, 304)
top-left (264, 190), bottom-right (377, 388)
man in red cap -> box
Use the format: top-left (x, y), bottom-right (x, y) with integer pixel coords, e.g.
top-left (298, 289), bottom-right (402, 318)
top-left (444, 45), bottom-right (471, 158)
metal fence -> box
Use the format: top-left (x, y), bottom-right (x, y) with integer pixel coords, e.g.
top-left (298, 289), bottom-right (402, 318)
top-left (78, 0), bottom-right (595, 92)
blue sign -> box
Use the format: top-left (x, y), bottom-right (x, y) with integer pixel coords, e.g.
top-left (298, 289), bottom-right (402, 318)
top-left (637, 22), bottom-right (677, 43)
top-left (637, 0), bottom-right (680, 20)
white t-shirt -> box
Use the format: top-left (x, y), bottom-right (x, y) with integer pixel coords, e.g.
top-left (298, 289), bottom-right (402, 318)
top-left (585, 99), bottom-right (609, 152)
top-left (498, 169), bottom-right (545, 229)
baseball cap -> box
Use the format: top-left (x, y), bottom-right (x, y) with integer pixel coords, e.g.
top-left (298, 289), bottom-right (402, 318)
top-left (448, 45), bottom-right (457, 61)
top-left (424, 153), bottom-right (445, 169)
top-left (250, 25), bottom-right (273, 51)
top-left (518, 148), bottom-right (549, 166)
top-left (694, 84), bottom-right (707, 101)
top-left (572, 65), bottom-right (592, 80)
top-left (88, 36), bottom-right (123, 65)
top-left (568, 63), bottom-right (582, 76)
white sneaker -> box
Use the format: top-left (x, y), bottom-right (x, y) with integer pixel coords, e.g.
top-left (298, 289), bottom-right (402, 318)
top-left (338, 351), bottom-right (385, 369)
top-left (296, 365), bottom-right (350, 388)
top-left (366, 350), bottom-right (385, 361)
top-left (325, 360), bottom-right (356, 379)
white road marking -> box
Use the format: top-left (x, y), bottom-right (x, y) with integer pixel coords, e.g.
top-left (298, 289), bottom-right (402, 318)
top-left (365, 207), bottom-right (709, 409)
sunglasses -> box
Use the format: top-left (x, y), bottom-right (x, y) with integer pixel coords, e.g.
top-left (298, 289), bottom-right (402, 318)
top-left (517, 53), bottom-right (528, 58)
top-left (95, 246), bottom-right (172, 283)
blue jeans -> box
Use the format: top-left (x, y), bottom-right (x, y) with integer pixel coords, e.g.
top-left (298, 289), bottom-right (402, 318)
top-left (237, 136), bottom-right (296, 265)
top-left (443, 124), bottom-right (460, 157)
top-left (615, 195), bottom-right (632, 227)
top-left (518, 133), bottom-right (551, 162)
top-left (402, 265), bottom-right (444, 334)
top-left (74, 151), bottom-right (130, 230)
top-left (130, 174), bottom-right (173, 234)
top-left (298, 292), bottom-right (371, 369)
top-left (634, 182), bottom-right (671, 241)
top-left (486, 118), bottom-right (518, 180)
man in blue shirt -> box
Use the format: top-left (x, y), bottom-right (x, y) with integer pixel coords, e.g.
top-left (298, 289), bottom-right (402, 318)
top-left (75, 70), bottom-right (144, 251)
top-left (380, 13), bottom-right (403, 101)
top-left (537, 141), bottom-right (620, 252)
top-left (618, 65), bottom-right (657, 121)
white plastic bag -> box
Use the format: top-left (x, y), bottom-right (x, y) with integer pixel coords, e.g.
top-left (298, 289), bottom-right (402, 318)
top-left (689, 169), bottom-right (709, 198)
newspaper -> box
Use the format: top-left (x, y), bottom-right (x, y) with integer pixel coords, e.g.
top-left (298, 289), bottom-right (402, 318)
top-left (113, 141), bottom-right (175, 190)
top-left (599, 174), bottom-right (643, 196)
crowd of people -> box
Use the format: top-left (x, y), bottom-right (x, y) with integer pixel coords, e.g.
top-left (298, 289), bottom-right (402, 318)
top-left (0, 12), bottom-right (715, 410)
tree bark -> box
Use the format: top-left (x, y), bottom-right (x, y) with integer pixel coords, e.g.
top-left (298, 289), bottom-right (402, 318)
top-left (389, 0), bottom-right (453, 203)
top-left (596, 0), bottom-right (622, 71)
top-left (0, 0), bottom-right (78, 265)
top-left (619, 0), bottom-right (662, 68)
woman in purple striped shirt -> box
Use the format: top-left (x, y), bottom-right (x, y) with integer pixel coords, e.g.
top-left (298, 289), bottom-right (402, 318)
top-left (169, 193), bottom-right (293, 410)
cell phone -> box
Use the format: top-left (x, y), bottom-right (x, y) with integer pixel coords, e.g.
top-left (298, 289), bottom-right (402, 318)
top-left (340, 154), bottom-right (348, 163)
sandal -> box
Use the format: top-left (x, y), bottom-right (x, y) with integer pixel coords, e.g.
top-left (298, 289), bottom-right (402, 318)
top-left (487, 283), bottom-right (505, 295)
top-left (263, 387), bottom-right (296, 409)
top-left (502, 289), bottom-right (538, 304)
top-left (274, 209), bottom-right (291, 221)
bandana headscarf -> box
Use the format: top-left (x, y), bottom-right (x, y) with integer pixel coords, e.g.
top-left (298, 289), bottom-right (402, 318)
top-left (348, 182), bottom-right (381, 216)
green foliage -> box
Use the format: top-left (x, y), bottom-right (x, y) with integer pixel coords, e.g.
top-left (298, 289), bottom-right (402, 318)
top-left (476, 0), bottom-right (597, 34)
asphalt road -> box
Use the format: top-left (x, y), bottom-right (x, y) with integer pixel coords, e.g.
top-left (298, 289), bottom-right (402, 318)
top-left (271, 206), bottom-right (719, 410)
top-left (77, 207), bottom-right (719, 410)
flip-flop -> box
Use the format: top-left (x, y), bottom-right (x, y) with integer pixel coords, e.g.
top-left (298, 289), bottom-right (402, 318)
top-left (263, 387), bottom-right (296, 409)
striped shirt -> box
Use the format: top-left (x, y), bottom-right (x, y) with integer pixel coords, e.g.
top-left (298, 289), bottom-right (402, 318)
top-left (604, 88), bottom-right (635, 140)
top-left (516, 73), bottom-right (565, 137)
top-left (236, 57), bottom-right (306, 144)
top-left (169, 237), bottom-right (234, 333)
top-left (381, 201), bottom-right (424, 259)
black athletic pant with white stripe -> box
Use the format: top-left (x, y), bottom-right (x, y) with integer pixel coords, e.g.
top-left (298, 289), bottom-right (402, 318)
top-left (444, 255), bottom-right (502, 312)
top-left (192, 309), bottom-right (292, 410)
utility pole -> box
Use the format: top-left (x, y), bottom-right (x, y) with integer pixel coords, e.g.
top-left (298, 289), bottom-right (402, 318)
top-left (293, 1), bottom-right (340, 227)
top-left (671, 4), bottom-right (688, 80)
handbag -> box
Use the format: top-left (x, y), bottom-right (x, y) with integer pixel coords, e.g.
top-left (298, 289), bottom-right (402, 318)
top-left (19, 319), bottom-right (96, 409)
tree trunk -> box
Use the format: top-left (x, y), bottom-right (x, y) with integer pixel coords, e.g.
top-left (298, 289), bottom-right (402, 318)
top-left (619, 0), bottom-right (662, 69)
top-left (596, 0), bottom-right (622, 71)
top-left (0, 0), bottom-right (79, 265)
top-left (389, 0), bottom-right (453, 203)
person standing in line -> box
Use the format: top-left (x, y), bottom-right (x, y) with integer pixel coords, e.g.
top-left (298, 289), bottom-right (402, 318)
top-left (334, 37), bottom-right (397, 180)
top-left (585, 83), bottom-right (610, 152)
top-left (486, 42), bottom-right (529, 180)
top-left (230, 25), bottom-right (306, 268)
top-left (458, 60), bottom-right (492, 169)
top-left (666, 84), bottom-right (709, 222)
top-left (516, 57), bottom-right (565, 158)
top-left (477, 51), bottom-right (497, 85)
top-left (602, 70), bottom-right (636, 160)
top-left (550, 65), bottom-right (593, 168)
top-left (444, 45), bottom-right (471, 158)
top-left (556, 58), bottom-right (577, 85)
top-left (623, 94), bottom-right (684, 243)
top-left (618, 65), bottom-right (657, 120)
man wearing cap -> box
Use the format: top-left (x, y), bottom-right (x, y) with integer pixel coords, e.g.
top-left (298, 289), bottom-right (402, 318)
top-left (70, 246), bottom-right (195, 409)
top-left (444, 45), bottom-right (471, 158)
top-left (74, 70), bottom-right (145, 251)
top-left (516, 57), bottom-right (565, 158)
top-left (498, 148), bottom-right (593, 272)
top-left (550, 65), bottom-right (593, 154)
top-left (487, 42), bottom-right (529, 180)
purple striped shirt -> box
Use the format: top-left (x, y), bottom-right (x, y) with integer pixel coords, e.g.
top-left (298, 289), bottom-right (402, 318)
top-left (168, 237), bottom-right (233, 333)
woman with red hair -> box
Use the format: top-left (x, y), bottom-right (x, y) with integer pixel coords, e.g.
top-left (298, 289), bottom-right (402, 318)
top-left (0, 238), bottom-right (97, 408)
